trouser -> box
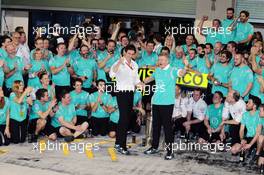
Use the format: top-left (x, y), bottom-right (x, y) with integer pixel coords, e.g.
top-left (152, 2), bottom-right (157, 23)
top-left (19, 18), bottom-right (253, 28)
top-left (0, 125), bottom-right (10, 146)
top-left (116, 91), bottom-right (134, 150)
top-left (10, 119), bottom-right (27, 144)
top-left (229, 124), bottom-right (241, 146)
top-left (91, 117), bottom-right (109, 136)
top-left (173, 117), bottom-right (187, 135)
top-left (152, 104), bottom-right (174, 153)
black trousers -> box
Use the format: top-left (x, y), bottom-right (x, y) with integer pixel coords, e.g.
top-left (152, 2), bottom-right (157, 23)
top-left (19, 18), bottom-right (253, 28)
top-left (91, 117), bottom-right (109, 136)
top-left (0, 125), bottom-right (10, 146)
top-left (10, 119), bottom-right (27, 144)
top-left (116, 91), bottom-right (134, 149)
top-left (152, 104), bottom-right (174, 153)
top-left (229, 124), bottom-right (241, 146)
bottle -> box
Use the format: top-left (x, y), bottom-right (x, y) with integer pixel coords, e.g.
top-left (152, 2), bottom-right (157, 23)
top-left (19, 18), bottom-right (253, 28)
top-left (239, 150), bottom-right (245, 162)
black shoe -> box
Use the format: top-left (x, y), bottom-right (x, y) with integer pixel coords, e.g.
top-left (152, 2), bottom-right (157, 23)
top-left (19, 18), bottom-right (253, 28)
top-left (164, 152), bottom-right (174, 160)
top-left (114, 144), bottom-right (120, 150)
top-left (64, 136), bottom-right (74, 143)
top-left (144, 147), bottom-right (159, 155)
top-left (116, 147), bottom-right (130, 155)
top-left (32, 135), bottom-right (38, 143)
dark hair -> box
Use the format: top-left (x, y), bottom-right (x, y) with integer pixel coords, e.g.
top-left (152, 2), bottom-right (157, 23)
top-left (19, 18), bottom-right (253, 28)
top-left (190, 48), bottom-right (197, 54)
top-left (205, 43), bottom-right (213, 49)
top-left (124, 44), bottom-right (136, 53)
top-left (227, 41), bottom-right (237, 50)
top-left (154, 33), bottom-right (162, 43)
top-left (194, 88), bottom-right (202, 95)
top-left (161, 46), bottom-right (170, 54)
top-left (213, 19), bottom-right (221, 26)
top-left (107, 39), bottom-right (116, 46)
top-left (39, 71), bottom-right (49, 80)
top-left (226, 7), bottom-right (234, 13)
top-left (197, 44), bottom-right (206, 49)
top-left (120, 35), bottom-right (129, 42)
top-left (56, 42), bottom-right (66, 49)
top-left (232, 91), bottom-right (240, 102)
top-left (240, 10), bottom-right (250, 17)
top-left (221, 50), bottom-right (232, 62)
top-left (146, 40), bottom-right (155, 46)
top-left (15, 26), bottom-right (24, 32)
top-left (214, 91), bottom-right (224, 99)
top-left (79, 44), bottom-right (89, 51)
top-left (96, 79), bottom-right (106, 86)
top-left (249, 96), bottom-right (261, 109)
top-left (34, 37), bottom-right (43, 44)
top-left (74, 78), bottom-right (83, 85)
top-left (19, 31), bottom-right (26, 36)
top-left (0, 35), bottom-right (11, 47)
top-left (90, 38), bottom-right (98, 45)
top-left (59, 90), bottom-right (69, 101)
top-left (36, 88), bottom-right (48, 101)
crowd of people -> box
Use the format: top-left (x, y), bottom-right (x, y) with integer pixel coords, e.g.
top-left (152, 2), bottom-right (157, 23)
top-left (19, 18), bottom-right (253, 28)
top-left (0, 6), bottom-right (264, 170)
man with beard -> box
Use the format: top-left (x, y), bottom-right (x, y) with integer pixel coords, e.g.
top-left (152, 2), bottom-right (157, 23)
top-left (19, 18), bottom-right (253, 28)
top-left (181, 34), bottom-right (196, 55)
top-left (137, 40), bottom-right (158, 69)
top-left (222, 8), bottom-right (235, 44)
top-left (230, 10), bottom-right (254, 51)
top-left (213, 42), bottom-right (223, 63)
top-left (230, 96), bottom-right (261, 161)
top-left (97, 40), bottom-right (120, 82)
top-left (226, 41), bottom-right (237, 66)
top-left (208, 50), bottom-right (233, 97)
top-left (229, 52), bottom-right (253, 101)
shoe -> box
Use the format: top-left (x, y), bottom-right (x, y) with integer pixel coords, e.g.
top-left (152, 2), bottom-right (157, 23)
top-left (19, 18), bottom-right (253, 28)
top-left (114, 144), bottom-right (120, 150)
top-left (144, 147), bottom-right (159, 155)
top-left (64, 136), bottom-right (74, 142)
top-left (249, 154), bottom-right (259, 164)
top-left (164, 151), bottom-right (174, 160)
top-left (116, 147), bottom-right (130, 155)
top-left (32, 135), bottom-right (38, 143)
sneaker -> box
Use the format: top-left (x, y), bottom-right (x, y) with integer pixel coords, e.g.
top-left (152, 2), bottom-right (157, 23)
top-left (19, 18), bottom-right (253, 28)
top-left (116, 147), bottom-right (130, 155)
top-left (164, 152), bottom-right (174, 160)
top-left (64, 136), bottom-right (74, 143)
top-left (114, 144), bottom-right (121, 150)
top-left (144, 147), bottom-right (159, 155)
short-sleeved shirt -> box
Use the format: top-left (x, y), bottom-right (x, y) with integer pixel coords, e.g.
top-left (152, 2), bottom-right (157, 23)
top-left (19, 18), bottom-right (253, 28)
top-left (221, 19), bottom-right (235, 44)
top-left (49, 55), bottom-right (70, 86)
top-left (30, 100), bottom-right (50, 120)
top-left (205, 104), bottom-right (224, 129)
top-left (51, 103), bottom-right (76, 128)
top-left (5, 56), bottom-right (25, 88)
top-left (28, 59), bottom-right (45, 88)
top-left (9, 92), bottom-right (28, 122)
top-left (89, 91), bottom-right (110, 118)
top-left (241, 111), bottom-right (260, 138)
top-left (210, 62), bottom-right (233, 96)
top-left (234, 22), bottom-right (254, 44)
top-left (222, 99), bottom-right (246, 123)
top-left (204, 28), bottom-right (223, 46)
top-left (250, 74), bottom-right (264, 103)
top-left (187, 98), bottom-right (207, 121)
top-left (181, 44), bottom-right (196, 55)
top-left (0, 97), bottom-right (10, 125)
top-left (229, 65), bottom-right (253, 100)
top-left (70, 90), bottom-right (89, 117)
top-left (137, 50), bottom-right (158, 68)
top-left (72, 56), bottom-right (97, 88)
top-left (151, 65), bottom-right (179, 105)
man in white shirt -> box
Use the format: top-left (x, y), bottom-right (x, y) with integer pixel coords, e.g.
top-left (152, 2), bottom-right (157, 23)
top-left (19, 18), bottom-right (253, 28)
top-left (16, 32), bottom-right (30, 65)
top-left (183, 89), bottom-right (207, 141)
top-left (172, 85), bottom-right (189, 136)
top-left (110, 44), bottom-right (143, 155)
top-left (220, 90), bottom-right (246, 145)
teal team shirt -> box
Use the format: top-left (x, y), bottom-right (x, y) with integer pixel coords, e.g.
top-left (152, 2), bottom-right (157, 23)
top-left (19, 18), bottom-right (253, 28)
top-left (28, 59), bottom-right (46, 88)
top-left (107, 96), bottom-right (119, 123)
top-left (195, 56), bottom-right (210, 74)
top-left (9, 92), bottom-right (28, 122)
top-left (30, 100), bottom-right (50, 120)
top-left (241, 111), bottom-right (260, 138)
top-left (151, 65), bottom-right (179, 105)
top-left (234, 22), bottom-right (254, 44)
top-left (229, 65), bottom-right (253, 99)
top-left (221, 19), bottom-right (235, 44)
top-left (204, 28), bottom-right (223, 46)
top-left (70, 90), bottom-right (89, 117)
top-left (205, 104), bottom-right (224, 129)
top-left (210, 62), bottom-right (233, 96)
top-left (181, 44), bottom-right (196, 55)
top-left (0, 97), bottom-right (10, 125)
top-left (49, 55), bottom-right (70, 86)
top-left (51, 103), bottom-right (76, 128)
top-left (72, 56), bottom-right (97, 88)
top-left (5, 56), bottom-right (25, 88)
top-left (137, 50), bottom-right (158, 68)
top-left (89, 91), bottom-right (110, 118)
top-left (0, 48), bottom-right (8, 60)
top-left (0, 57), bottom-right (5, 87)
top-left (97, 51), bottom-right (119, 82)
top-left (250, 74), bottom-right (264, 103)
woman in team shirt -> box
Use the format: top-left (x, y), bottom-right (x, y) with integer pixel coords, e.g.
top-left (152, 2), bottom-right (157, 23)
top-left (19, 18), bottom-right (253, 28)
top-left (0, 88), bottom-right (10, 146)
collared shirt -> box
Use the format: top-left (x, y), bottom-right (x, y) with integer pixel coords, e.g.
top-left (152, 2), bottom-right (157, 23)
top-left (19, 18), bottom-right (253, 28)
top-left (172, 96), bottom-right (189, 119)
top-left (16, 43), bottom-right (30, 65)
top-left (222, 99), bottom-right (246, 123)
top-left (187, 97), bottom-right (207, 121)
top-left (109, 59), bottom-right (141, 91)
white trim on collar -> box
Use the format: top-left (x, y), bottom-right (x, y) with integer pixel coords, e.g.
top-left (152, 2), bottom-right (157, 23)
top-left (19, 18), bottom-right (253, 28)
top-left (162, 64), bottom-right (170, 70)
